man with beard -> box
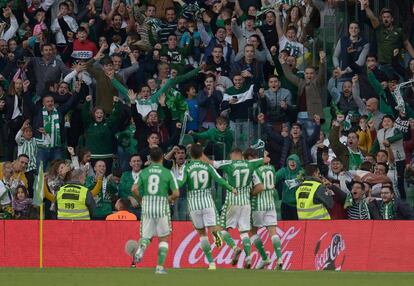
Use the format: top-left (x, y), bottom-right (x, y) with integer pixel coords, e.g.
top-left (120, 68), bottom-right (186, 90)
top-left (328, 74), bottom-right (365, 117)
top-left (106, 14), bottom-right (127, 44)
top-left (369, 184), bottom-right (414, 220)
top-left (258, 113), bottom-right (321, 167)
top-left (362, 1), bottom-right (414, 75)
top-left (330, 114), bottom-right (365, 170)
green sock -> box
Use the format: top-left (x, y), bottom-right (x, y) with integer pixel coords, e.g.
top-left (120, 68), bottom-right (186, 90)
top-left (220, 230), bottom-right (236, 249)
top-left (200, 236), bottom-right (214, 263)
top-left (271, 235), bottom-right (282, 260)
top-left (241, 234), bottom-right (251, 256)
top-left (251, 235), bottom-right (268, 260)
top-left (157, 242), bottom-right (169, 266)
top-left (139, 238), bottom-right (150, 249)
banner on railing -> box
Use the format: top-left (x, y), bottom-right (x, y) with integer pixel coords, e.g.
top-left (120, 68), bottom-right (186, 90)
top-left (0, 220), bottom-right (413, 271)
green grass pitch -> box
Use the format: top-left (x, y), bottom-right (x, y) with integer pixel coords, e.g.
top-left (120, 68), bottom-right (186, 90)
top-left (1, 268), bottom-right (414, 286)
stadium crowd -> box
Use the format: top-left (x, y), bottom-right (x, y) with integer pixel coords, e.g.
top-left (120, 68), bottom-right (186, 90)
top-left (0, 0), bottom-right (414, 221)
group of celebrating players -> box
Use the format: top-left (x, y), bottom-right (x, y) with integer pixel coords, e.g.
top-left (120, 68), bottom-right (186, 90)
top-left (126, 144), bottom-right (282, 274)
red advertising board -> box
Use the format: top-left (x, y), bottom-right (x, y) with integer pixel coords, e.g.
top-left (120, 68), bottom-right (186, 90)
top-left (0, 220), bottom-right (413, 271)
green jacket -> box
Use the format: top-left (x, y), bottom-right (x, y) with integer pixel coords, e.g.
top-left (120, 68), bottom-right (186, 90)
top-left (192, 127), bottom-right (234, 158)
top-left (85, 176), bottom-right (118, 218)
top-left (81, 101), bottom-right (121, 158)
top-left (275, 154), bottom-right (304, 207)
top-left (119, 171), bottom-right (136, 199)
top-left (329, 125), bottom-right (364, 170)
top-left (116, 124), bottom-right (138, 155)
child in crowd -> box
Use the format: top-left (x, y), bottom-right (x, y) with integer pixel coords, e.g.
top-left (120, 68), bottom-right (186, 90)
top-left (190, 116), bottom-right (234, 159)
top-left (12, 185), bottom-right (33, 219)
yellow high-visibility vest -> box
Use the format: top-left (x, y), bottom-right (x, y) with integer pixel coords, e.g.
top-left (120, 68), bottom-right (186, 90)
top-left (57, 184), bottom-right (90, 220)
top-left (296, 180), bottom-right (330, 220)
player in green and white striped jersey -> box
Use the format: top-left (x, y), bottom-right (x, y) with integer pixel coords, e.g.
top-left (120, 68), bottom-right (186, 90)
top-left (131, 147), bottom-right (179, 274)
top-left (244, 148), bottom-right (283, 270)
top-left (206, 148), bottom-right (268, 269)
top-left (178, 144), bottom-right (237, 270)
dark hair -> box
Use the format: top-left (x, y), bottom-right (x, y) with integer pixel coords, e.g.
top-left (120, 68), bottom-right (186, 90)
top-left (376, 150), bottom-right (388, 158)
top-left (147, 132), bottom-right (160, 139)
top-left (381, 183), bottom-right (394, 193)
top-left (129, 154), bottom-right (142, 162)
top-left (138, 84), bottom-right (150, 93)
top-left (243, 147), bottom-right (258, 159)
top-left (190, 144), bottom-right (204, 159)
top-left (118, 198), bottom-right (131, 210)
top-left (59, 2), bottom-right (69, 9)
top-left (212, 44), bottom-right (223, 51)
top-left (77, 27), bottom-right (88, 34)
top-left (41, 43), bottom-right (53, 50)
top-left (367, 53), bottom-right (378, 61)
top-left (382, 114), bottom-right (395, 123)
top-left (14, 185), bottom-right (29, 199)
top-left (230, 148), bottom-right (243, 154)
top-left (150, 147), bottom-right (164, 162)
top-left (76, 147), bottom-right (91, 163)
top-left (291, 122), bottom-right (302, 130)
top-left (17, 154), bottom-right (29, 161)
top-left (268, 74), bottom-right (279, 81)
top-left (165, 7), bottom-right (175, 14)
top-left (380, 8), bottom-right (393, 16)
top-left (352, 181), bottom-right (365, 191)
top-left (359, 161), bottom-right (373, 172)
top-left (100, 56), bottom-right (113, 66)
top-left (216, 116), bottom-right (228, 125)
top-left (184, 83), bottom-right (197, 94)
top-left (304, 164), bottom-right (319, 176)
top-left (286, 24), bottom-right (297, 33)
top-left (112, 168), bottom-right (123, 178)
top-left (376, 162), bottom-right (389, 174)
top-left (249, 34), bottom-right (263, 50)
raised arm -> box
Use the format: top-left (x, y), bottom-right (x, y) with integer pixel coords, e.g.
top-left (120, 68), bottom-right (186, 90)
top-left (361, 0), bottom-right (380, 29)
top-left (274, 8), bottom-right (284, 39)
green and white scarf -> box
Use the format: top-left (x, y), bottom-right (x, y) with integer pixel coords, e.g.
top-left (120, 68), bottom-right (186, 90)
top-left (42, 107), bottom-right (61, 148)
top-left (381, 200), bottom-right (396, 220)
top-left (136, 98), bottom-right (158, 118)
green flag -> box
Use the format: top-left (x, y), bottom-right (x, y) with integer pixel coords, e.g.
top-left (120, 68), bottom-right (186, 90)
top-left (33, 162), bottom-right (44, 207)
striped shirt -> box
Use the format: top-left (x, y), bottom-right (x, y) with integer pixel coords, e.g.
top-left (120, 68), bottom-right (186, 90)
top-left (141, 196), bottom-right (169, 219)
top-left (158, 21), bottom-right (178, 44)
top-left (346, 200), bottom-right (370, 220)
top-left (214, 159), bottom-right (264, 206)
top-left (137, 163), bottom-right (178, 218)
top-left (15, 130), bottom-right (50, 172)
top-left (178, 160), bottom-right (232, 212)
top-left (251, 165), bottom-right (277, 211)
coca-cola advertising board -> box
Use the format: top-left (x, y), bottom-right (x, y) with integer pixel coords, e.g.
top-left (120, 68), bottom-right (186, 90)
top-left (0, 220), bottom-right (413, 271)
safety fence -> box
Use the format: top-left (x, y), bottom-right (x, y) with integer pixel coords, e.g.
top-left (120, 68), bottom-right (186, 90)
top-left (0, 220), bottom-right (413, 271)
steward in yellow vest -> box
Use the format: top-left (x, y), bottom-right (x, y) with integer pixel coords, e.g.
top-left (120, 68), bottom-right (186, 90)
top-left (296, 164), bottom-right (333, 220)
top-left (57, 169), bottom-right (95, 220)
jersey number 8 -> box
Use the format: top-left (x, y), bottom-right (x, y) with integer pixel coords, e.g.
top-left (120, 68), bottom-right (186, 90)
top-left (148, 175), bottom-right (160, 194)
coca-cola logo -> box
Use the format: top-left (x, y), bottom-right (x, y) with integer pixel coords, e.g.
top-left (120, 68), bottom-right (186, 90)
top-left (173, 226), bottom-right (301, 270)
top-left (314, 232), bottom-right (346, 271)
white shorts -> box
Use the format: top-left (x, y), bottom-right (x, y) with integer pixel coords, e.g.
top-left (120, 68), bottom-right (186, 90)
top-left (140, 216), bottom-right (171, 239)
top-left (221, 205), bottom-right (251, 232)
top-left (252, 210), bottom-right (277, 228)
top-left (190, 207), bottom-right (217, 229)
